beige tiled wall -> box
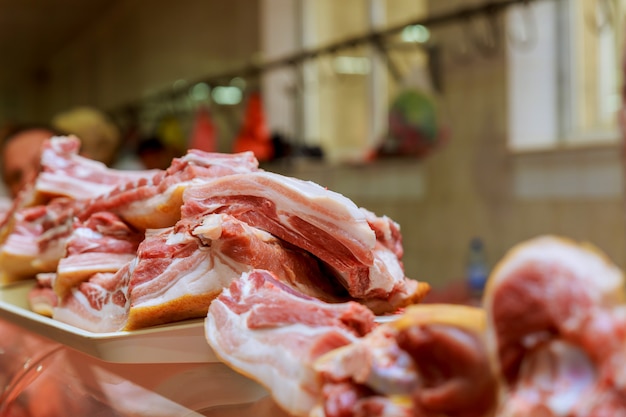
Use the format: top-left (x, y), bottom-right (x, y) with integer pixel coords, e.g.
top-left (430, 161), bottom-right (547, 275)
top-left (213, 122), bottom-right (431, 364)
top-left (269, 10), bottom-right (626, 290)
top-left (5, 0), bottom-right (625, 291)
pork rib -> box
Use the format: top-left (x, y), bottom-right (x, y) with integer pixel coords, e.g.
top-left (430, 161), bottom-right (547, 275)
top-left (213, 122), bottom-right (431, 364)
top-left (205, 269), bottom-right (377, 417)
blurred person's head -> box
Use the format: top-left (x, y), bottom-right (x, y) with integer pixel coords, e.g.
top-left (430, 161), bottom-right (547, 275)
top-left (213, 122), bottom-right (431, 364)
top-left (1, 124), bottom-right (55, 198)
top-left (52, 106), bottom-right (121, 166)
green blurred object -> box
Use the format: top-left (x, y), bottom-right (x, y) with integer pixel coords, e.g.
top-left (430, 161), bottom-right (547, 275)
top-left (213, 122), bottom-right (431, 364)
top-left (378, 88), bottom-right (448, 159)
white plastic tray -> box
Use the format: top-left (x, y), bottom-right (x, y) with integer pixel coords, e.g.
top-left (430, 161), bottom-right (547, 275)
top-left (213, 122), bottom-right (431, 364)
top-left (0, 280), bottom-right (400, 366)
top-left (0, 280), bottom-right (219, 364)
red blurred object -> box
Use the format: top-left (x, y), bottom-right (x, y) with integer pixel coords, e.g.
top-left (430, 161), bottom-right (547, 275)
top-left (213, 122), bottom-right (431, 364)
top-left (189, 106), bottom-right (217, 153)
top-left (420, 278), bottom-right (476, 306)
top-left (233, 92), bottom-right (273, 162)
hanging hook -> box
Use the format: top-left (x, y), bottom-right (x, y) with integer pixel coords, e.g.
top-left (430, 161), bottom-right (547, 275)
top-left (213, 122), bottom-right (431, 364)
top-left (507, 0), bottom-right (538, 51)
top-left (586, 0), bottom-right (616, 35)
top-left (446, 23), bottom-right (474, 65)
top-left (318, 51), bottom-right (339, 86)
top-left (464, 6), bottom-right (502, 58)
top-left (371, 33), bottom-right (404, 84)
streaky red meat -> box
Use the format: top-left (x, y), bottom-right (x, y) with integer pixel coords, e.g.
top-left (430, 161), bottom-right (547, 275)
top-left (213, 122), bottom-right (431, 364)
top-left (0, 198), bottom-right (82, 283)
top-left (182, 171), bottom-right (427, 312)
top-left (79, 149), bottom-right (259, 230)
top-left (54, 212), bottom-right (144, 297)
top-left (0, 143), bottom-right (258, 285)
top-left (0, 135), bottom-right (155, 284)
top-left (205, 269), bottom-right (378, 417)
top-left (125, 213), bottom-right (349, 330)
top-left (53, 262), bottom-right (135, 333)
top-left (36, 135), bottom-right (160, 200)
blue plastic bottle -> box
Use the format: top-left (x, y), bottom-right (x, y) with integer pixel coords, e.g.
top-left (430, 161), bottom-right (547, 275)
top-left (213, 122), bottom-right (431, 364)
top-left (466, 237), bottom-right (489, 304)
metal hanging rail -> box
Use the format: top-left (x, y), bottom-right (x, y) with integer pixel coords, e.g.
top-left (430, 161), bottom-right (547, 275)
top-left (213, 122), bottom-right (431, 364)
top-left (112, 0), bottom-right (543, 115)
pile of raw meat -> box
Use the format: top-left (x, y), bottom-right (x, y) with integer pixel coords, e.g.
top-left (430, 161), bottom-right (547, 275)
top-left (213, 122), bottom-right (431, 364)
top-left (0, 135), bottom-right (427, 332)
top-left (205, 236), bottom-right (626, 417)
top-left (3, 136), bottom-right (626, 416)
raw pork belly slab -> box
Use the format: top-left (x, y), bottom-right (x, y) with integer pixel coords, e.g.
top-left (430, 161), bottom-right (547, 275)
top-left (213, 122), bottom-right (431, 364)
top-left (125, 213), bottom-right (346, 330)
top-left (484, 235), bottom-right (626, 416)
top-left (0, 135), bottom-right (156, 284)
top-left (79, 150), bottom-right (259, 231)
top-left (205, 269), bottom-right (377, 417)
top-left (28, 273), bottom-right (58, 317)
top-left (36, 135), bottom-right (160, 201)
top-left (54, 212), bottom-right (144, 297)
top-left (0, 145), bottom-right (259, 285)
top-left (54, 263), bottom-right (135, 333)
top-left (183, 171), bottom-right (427, 311)
top-left (0, 198), bottom-right (81, 283)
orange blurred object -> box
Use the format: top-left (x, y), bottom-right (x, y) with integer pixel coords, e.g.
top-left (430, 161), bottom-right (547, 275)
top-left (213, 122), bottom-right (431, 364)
top-left (233, 92), bottom-right (273, 162)
top-left (189, 106), bottom-right (217, 153)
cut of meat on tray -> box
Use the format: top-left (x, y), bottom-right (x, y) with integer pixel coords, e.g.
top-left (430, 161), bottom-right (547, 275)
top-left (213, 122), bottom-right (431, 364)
top-left (0, 135), bottom-right (156, 284)
top-left (36, 135), bottom-right (160, 202)
top-left (0, 136), bottom-right (159, 221)
top-left (182, 172), bottom-right (375, 285)
top-left (312, 304), bottom-right (498, 417)
top-left (182, 171), bottom-right (428, 312)
top-left (360, 208), bottom-right (404, 260)
top-left (54, 212), bottom-right (144, 297)
top-left (205, 269), bottom-right (378, 417)
top-left (0, 198), bottom-right (82, 284)
top-left (484, 235), bottom-right (626, 416)
top-left (79, 149), bottom-right (260, 231)
top-left (125, 213), bottom-right (348, 330)
top-left (0, 145), bottom-right (260, 286)
top-left (28, 273), bottom-right (58, 317)
top-left (53, 262), bottom-right (135, 333)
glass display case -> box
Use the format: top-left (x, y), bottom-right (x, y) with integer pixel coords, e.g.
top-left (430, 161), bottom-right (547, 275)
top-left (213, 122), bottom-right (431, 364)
top-left (0, 281), bottom-right (285, 417)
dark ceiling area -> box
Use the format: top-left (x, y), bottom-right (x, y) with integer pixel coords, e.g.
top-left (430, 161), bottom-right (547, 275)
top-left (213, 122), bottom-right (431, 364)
top-left (0, 0), bottom-right (118, 78)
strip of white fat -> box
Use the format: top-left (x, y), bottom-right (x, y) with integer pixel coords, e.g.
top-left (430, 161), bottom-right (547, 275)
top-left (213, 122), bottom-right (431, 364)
top-left (186, 172), bottom-right (377, 263)
top-left (206, 303), bottom-right (358, 417)
top-left (131, 252), bottom-right (246, 307)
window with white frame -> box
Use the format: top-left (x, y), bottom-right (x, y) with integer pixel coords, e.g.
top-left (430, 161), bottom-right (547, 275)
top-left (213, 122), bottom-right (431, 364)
top-left (508, 0), bottom-right (625, 152)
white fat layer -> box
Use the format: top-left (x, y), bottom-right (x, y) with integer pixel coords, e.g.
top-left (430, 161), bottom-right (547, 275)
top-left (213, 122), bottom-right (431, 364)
top-left (58, 253), bottom-right (136, 273)
top-left (192, 215), bottom-right (224, 240)
top-left (165, 231), bottom-right (188, 245)
top-left (3, 234), bottom-right (39, 256)
top-left (186, 172), bottom-right (377, 259)
top-left (54, 285), bottom-right (127, 333)
top-left (123, 186), bottom-right (179, 217)
top-left (72, 227), bottom-right (104, 240)
top-left (133, 254), bottom-right (246, 307)
top-left (368, 246), bottom-right (405, 294)
top-left (37, 174), bottom-right (118, 199)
